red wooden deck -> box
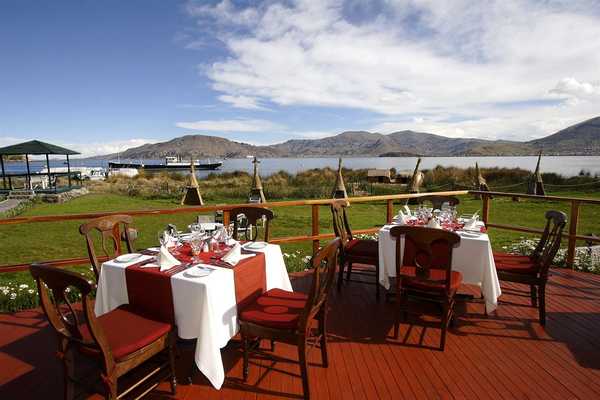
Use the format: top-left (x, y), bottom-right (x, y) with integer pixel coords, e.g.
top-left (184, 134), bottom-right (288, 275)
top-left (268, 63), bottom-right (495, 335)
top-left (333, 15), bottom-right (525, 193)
top-left (2, 268), bottom-right (600, 399)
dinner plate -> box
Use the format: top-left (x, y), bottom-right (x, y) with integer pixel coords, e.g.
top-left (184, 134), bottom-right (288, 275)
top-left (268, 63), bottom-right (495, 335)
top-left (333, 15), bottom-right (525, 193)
top-left (244, 242), bottom-right (268, 250)
top-left (114, 253), bottom-right (142, 263)
top-left (460, 231), bottom-right (481, 238)
top-left (184, 266), bottom-right (213, 278)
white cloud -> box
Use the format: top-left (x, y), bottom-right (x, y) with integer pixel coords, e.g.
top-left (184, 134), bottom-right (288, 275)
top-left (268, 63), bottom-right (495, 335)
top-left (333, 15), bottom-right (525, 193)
top-left (218, 94), bottom-right (269, 110)
top-left (175, 118), bottom-right (284, 132)
top-left (549, 77), bottom-right (600, 101)
top-left (71, 139), bottom-right (159, 157)
top-left (187, 0), bottom-right (600, 140)
top-left (0, 137), bottom-right (158, 158)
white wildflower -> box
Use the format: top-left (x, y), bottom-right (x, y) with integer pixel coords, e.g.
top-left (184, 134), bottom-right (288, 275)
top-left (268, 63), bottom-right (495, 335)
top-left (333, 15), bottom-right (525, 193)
top-left (19, 284), bottom-right (28, 289)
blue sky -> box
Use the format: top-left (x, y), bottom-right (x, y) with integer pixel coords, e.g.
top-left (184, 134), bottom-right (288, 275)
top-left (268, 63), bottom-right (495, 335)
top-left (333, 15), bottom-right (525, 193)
top-left (1, 0), bottom-right (600, 156)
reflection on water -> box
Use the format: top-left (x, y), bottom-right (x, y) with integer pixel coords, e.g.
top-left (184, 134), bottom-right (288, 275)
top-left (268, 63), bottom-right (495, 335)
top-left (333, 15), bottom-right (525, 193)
top-left (4, 156), bottom-right (600, 178)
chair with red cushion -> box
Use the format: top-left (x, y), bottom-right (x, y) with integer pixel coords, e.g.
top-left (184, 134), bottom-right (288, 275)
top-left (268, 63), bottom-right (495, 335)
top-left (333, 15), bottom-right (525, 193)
top-left (238, 238), bottom-right (341, 400)
top-left (79, 214), bottom-right (137, 282)
top-left (331, 200), bottom-right (380, 299)
top-left (389, 226), bottom-right (461, 350)
top-left (229, 206), bottom-right (274, 242)
top-left (495, 210), bottom-right (567, 325)
top-left (492, 210), bottom-right (563, 265)
top-left (30, 263), bottom-right (177, 400)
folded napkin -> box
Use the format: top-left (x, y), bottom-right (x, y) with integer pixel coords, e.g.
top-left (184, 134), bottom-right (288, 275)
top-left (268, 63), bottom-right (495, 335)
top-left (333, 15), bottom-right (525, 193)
top-left (222, 243), bottom-right (243, 266)
top-left (395, 210), bottom-right (409, 224)
top-left (463, 212), bottom-right (480, 231)
top-left (159, 245), bottom-right (180, 271)
top-left (426, 218), bottom-right (442, 229)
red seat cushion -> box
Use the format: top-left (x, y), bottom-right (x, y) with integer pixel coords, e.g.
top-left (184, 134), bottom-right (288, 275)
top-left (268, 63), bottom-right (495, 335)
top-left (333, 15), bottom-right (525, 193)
top-left (495, 261), bottom-right (539, 274)
top-left (399, 266), bottom-right (462, 293)
top-left (239, 288), bottom-right (307, 330)
top-left (80, 305), bottom-right (171, 361)
top-left (346, 239), bottom-right (378, 259)
top-left (493, 252), bottom-right (533, 263)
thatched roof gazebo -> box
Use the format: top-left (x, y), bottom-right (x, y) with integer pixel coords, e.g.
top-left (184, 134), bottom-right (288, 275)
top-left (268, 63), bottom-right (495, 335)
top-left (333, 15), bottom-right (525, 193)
top-left (0, 140), bottom-right (80, 192)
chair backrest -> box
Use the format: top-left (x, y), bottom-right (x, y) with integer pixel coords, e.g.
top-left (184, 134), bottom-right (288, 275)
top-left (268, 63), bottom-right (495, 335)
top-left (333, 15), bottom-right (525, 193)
top-left (298, 238), bottom-right (341, 332)
top-left (330, 200), bottom-right (353, 246)
top-left (389, 226), bottom-right (461, 294)
top-left (530, 210), bottom-right (567, 262)
top-left (79, 215), bottom-right (135, 281)
top-left (29, 263), bottom-right (115, 371)
top-left (230, 207), bottom-right (274, 242)
top-left (536, 210), bottom-right (567, 278)
top-left (414, 195), bottom-right (460, 209)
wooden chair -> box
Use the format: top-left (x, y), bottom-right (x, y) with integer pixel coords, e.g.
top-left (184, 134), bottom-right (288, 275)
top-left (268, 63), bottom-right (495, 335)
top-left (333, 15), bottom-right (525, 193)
top-left (330, 200), bottom-right (380, 299)
top-left (493, 210), bottom-right (563, 265)
top-left (229, 207), bottom-right (274, 242)
top-left (79, 215), bottom-right (136, 281)
top-left (389, 226), bottom-right (461, 350)
top-left (238, 238), bottom-right (341, 400)
top-left (495, 210), bottom-right (567, 325)
top-left (413, 195), bottom-right (460, 209)
top-left (29, 263), bottom-right (177, 400)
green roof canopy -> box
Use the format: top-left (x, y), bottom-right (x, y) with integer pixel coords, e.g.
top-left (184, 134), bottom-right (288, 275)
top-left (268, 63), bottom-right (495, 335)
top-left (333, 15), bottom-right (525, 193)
top-left (0, 140), bottom-right (80, 156)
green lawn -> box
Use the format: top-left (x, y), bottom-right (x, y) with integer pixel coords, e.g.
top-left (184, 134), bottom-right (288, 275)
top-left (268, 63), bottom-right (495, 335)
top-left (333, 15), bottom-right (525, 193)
top-left (1, 190), bottom-right (599, 311)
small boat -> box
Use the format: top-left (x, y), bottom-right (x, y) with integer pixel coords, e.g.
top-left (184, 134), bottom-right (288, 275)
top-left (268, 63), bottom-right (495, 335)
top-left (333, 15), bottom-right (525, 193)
top-left (108, 156), bottom-right (223, 172)
top-left (41, 166), bottom-right (107, 181)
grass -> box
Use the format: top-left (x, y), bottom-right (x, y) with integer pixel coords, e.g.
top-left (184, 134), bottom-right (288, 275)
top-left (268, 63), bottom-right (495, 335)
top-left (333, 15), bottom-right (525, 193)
top-left (1, 188), bottom-right (599, 312)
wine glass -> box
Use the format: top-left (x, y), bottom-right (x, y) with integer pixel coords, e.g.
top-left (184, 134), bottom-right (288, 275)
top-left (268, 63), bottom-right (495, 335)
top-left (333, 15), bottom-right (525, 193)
top-left (158, 230), bottom-right (169, 247)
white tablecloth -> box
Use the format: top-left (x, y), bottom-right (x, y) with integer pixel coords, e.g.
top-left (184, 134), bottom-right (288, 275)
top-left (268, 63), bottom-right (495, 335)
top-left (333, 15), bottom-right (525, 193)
top-left (378, 225), bottom-right (501, 313)
top-left (94, 243), bottom-right (292, 389)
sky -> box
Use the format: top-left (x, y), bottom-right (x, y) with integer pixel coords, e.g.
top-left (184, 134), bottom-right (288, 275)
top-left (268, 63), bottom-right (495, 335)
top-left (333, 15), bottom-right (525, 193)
top-left (1, 0), bottom-right (600, 157)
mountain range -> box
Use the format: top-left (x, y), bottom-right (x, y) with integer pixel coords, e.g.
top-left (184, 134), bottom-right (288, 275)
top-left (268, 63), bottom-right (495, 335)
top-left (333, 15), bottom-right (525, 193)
top-left (97, 116), bottom-right (600, 159)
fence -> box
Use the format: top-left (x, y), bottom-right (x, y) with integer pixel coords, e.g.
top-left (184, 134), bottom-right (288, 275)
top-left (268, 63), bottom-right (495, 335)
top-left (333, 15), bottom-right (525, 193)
top-left (1, 189), bottom-right (599, 273)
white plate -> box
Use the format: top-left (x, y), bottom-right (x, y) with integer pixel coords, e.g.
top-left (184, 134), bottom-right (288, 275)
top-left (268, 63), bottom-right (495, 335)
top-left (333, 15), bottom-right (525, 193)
top-left (460, 231), bottom-right (481, 238)
top-left (244, 242), bottom-right (268, 250)
top-left (184, 266), bottom-right (213, 278)
top-left (114, 253), bottom-right (142, 263)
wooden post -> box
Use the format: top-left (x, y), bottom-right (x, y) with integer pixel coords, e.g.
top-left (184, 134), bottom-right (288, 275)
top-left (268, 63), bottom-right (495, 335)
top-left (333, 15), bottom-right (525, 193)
top-left (45, 154), bottom-right (52, 190)
top-left (0, 155), bottom-right (6, 190)
top-left (223, 209), bottom-right (230, 226)
top-left (311, 204), bottom-right (320, 256)
top-left (386, 199), bottom-right (394, 224)
top-left (25, 154), bottom-right (31, 190)
top-left (566, 200), bottom-right (580, 269)
top-left (482, 193), bottom-right (490, 225)
top-left (66, 154), bottom-right (72, 188)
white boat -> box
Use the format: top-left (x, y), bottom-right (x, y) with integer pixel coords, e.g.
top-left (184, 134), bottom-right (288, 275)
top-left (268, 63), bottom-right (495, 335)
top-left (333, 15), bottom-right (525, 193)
top-left (40, 166), bottom-right (107, 181)
top-left (108, 156), bottom-right (223, 171)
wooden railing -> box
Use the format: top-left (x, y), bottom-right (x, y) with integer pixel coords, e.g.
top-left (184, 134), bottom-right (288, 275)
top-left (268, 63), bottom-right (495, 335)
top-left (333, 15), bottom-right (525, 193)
top-left (1, 189), bottom-right (599, 273)
top-left (473, 191), bottom-right (600, 267)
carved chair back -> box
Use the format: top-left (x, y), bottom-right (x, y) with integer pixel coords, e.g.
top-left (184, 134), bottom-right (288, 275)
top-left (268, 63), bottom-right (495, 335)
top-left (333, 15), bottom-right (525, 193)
top-left (529, 210), bottom-right (567, 263)
top-left (389, 226), bottom-right (461, 295)
top-left (299, 238), bottom-right (341, 332)
top-left (536, 210), bottom-right (567, 279)
top-left (414, 195), bottom-right (460, 210)
top-left (29, 263), bottom-right (115, 372)
top-left (230, 207), bottom-right (274, 242)
top-left (79, 215), bottom-right (135, 281)
top-left (330, 200), bottom-right (353, 246)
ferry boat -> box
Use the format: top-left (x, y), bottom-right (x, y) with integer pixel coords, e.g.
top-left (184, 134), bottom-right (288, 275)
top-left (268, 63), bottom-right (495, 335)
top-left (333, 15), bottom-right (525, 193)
top-left (108, 156), bottom-right (223, 172)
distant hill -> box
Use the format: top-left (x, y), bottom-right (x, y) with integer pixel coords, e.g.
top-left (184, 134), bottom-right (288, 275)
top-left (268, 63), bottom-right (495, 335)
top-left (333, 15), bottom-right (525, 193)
top-left (92, 116), bottom-right (599, 159)
top-left (527, 116), bottom-right (600, 155)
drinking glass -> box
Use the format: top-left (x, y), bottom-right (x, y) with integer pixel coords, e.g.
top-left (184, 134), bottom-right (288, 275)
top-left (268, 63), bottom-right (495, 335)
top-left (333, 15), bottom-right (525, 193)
top-left (158, 231), bottom-right (169, 247)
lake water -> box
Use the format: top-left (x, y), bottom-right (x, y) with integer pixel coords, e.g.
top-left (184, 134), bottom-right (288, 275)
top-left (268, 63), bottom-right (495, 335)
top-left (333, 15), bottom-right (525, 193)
top-left (3, 156), bottom-right (600, 177)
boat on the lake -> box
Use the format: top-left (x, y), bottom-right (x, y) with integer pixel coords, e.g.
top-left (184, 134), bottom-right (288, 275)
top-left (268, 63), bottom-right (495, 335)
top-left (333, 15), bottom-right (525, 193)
top-left (108, 156), bottom-right (223, 172)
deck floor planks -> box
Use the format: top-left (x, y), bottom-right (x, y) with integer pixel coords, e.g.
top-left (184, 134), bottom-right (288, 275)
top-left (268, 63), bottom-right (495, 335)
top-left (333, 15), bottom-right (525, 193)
top-left (500, 279), bottom-right (600, 397)
top-left (495, 281), bottom-right (600, 399)
top-left (1, 267), bottom-right (600, 399)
